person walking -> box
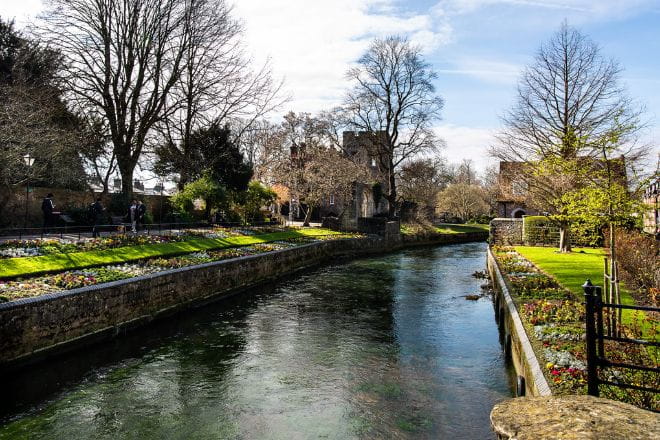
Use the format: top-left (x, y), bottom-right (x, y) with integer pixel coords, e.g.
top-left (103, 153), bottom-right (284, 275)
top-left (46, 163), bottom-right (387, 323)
top-left (128, 200), bottom-right (138, 233)
top-left (137, 200), bottom-right (147, 231)
top-left (90, 197), bottom-right (105, 238)
top-left (41, 193), bottom-right (55, 233)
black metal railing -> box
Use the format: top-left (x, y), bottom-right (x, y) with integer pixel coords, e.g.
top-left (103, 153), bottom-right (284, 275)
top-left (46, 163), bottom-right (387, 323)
top-left (0, 220), bottom-right (282, 240)
top-left (583, 279), bottom-right (659, 410)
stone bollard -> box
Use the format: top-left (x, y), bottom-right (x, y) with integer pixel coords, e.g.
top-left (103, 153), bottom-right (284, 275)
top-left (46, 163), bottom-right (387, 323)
top-left (490, 395), bottom-right (660, 439)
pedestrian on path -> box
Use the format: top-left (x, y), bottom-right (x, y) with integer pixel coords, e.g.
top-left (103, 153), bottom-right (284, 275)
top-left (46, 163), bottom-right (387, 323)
top-left (90, 198), bottom-right (105, 238)
top-left (129, 200), bottom-right (138, 233)
top-left (41, 193), bottom-right (55, 233)
top-left (137, 200), bottom-right (146, 231)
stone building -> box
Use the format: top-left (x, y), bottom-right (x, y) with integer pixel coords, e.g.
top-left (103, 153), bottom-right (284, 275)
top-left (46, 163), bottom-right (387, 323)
top-left (494, 161), bottom-right (540, 218)
top-left (643, 177), bottom-right (659, 236)
top-left (325, 131), bottom-right (389, 229)
top-left (272, 131), bottom-right (389, 229)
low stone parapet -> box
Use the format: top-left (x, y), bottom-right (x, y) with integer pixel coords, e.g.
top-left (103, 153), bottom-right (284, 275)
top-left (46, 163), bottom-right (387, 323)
top-left (490, 218), bottom-right (523, 245)
top-left (491, 395), bottom-right (660, 439)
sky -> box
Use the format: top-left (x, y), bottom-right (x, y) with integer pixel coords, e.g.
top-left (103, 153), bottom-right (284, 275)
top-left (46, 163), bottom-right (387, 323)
top-left (2, 0), bottom-right (660, 174)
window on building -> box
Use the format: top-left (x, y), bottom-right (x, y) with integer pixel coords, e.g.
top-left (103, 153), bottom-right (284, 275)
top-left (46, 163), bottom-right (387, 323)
top-left (329, 194), bottom-right (335, 205)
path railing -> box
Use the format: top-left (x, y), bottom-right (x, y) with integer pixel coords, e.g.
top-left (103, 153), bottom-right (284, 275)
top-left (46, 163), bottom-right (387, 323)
top-left (583, 279), bottom-right (659, 411)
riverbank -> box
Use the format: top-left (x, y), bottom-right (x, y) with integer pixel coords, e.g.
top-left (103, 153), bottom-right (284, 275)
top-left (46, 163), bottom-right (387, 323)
top-left (0, 230), bottom-right (487, 371)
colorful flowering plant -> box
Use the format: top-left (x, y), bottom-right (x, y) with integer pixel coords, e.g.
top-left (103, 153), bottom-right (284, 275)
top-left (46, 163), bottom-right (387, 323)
top-left (523, 300), bottom-right (584, 325)
top-left (494, 251), bottom-right (535, 274)
top-left (545, 362), bottom-right (587, 393)
top-left (510, 275), bottom-right (571, 300)
top-left (46, 272), bottom-right (98, 289)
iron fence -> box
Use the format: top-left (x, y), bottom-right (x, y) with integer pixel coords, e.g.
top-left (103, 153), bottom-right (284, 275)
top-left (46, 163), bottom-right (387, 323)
top-left (583, 280), bottom-right (659, 411)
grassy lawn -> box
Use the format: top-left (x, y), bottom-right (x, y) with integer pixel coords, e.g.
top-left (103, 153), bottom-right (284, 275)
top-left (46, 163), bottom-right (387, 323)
top-left (434, 223), bottom-right (489, 234)
top-left (515, 246), bottom-right (655, 338)
top-left (0, 228), bottom-right (341, 279)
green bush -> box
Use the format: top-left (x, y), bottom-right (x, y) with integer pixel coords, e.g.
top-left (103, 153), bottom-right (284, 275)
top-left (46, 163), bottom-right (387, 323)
top-left (523, 216), bottom-right (599, 247)
top-left (523, 216), bottom-right (556, 246)
top-left (614, 228), bottom-right (660, 302)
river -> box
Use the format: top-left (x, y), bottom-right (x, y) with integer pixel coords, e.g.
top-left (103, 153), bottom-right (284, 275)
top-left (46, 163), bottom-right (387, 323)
top-left (0, 242), bottom-right (513, 439)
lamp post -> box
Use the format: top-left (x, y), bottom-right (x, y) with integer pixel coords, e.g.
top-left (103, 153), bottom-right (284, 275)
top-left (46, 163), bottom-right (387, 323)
top-left (23, 153), bottom-right (35, 229)
top-left (158, 179), bottom-right (165, 224)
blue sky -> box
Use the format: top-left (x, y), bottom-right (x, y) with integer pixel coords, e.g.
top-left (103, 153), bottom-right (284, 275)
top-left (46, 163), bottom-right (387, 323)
top-left (2, 0), bottom-right (659, 173)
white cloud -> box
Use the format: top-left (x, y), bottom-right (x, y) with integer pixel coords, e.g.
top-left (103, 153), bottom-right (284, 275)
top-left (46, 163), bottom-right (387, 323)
top-left (434, 123), bottom-right (499, 171)
top-left (0, 0), bottom-right (43, 26)
top-left (439, 58), bottom-right (522, 85)
top-left (232, 0), bottom-right (452, 114)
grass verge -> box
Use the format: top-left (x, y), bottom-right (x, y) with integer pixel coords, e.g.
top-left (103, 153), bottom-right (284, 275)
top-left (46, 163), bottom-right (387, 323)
top-left (435, 223), bottom-right (489, 234)
top-left (515, 246), bottom-right (656, 339)
top-left (0, 228), bottom-right (341, 279)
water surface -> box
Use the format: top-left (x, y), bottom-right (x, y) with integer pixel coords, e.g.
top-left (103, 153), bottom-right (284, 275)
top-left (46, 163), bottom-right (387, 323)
top-left (0, 242), bottom-right (513, 439)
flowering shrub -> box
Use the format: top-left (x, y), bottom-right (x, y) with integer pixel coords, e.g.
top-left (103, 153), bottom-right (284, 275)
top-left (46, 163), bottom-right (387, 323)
top-left (494, 251), bottom-right (535, 273)
top-left (522, 300), bottom-right (584, 325)
top-left (545, 363), bottom-right (587, 393)
top-left (509, 275), bottom-right (570, 300)
top-left (614, 228), bottom-right (660, 307)
top-left (0, 247), bottom-right (43, 258)
top-left (46, 272), bottom-right (98, 289)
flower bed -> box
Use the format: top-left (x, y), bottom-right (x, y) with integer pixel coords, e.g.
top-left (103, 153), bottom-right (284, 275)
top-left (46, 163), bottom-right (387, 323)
top-left (492, 246), bottom-right (658, 410)
top-left (0, 226), bottom-right (292, 259)
top-left (0, 232), bottom-right (359, 302)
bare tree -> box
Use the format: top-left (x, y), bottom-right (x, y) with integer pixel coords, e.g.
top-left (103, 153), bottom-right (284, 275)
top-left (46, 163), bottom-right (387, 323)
top-left (40, 0), bottom-right (195, 195)
top-left (235, 119), bottom-right (285, 181)
top-left (343, 35), bottom-right (444, 217)
top-left (155, 0), bottom-right (284, 189)
top-left (436, 183), bottom-right (489, 223)
top-left (397, 157), bottom-right (451, 209)
top-left (491, 22), bottom-right (645, 251)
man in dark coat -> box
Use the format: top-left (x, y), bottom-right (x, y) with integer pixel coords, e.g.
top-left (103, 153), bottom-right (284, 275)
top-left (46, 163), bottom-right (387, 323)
top-left (90, 197), bottom-right (105, 238)
top-left (137, 200), bottom-right (147, 231)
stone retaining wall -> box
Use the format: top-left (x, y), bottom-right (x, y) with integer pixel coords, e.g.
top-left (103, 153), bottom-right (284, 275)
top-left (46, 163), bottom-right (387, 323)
top-left (0, 231), bottom-right (487, 370)
top-left (487, 246), bottom-right (551, 397)
top-left (490, 218), bottom-right (523, 245)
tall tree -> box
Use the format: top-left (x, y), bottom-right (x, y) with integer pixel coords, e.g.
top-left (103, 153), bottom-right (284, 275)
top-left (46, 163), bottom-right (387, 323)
top-left (343, 35), bottom-right (444, 218)
top-left (491, 22), bottom-right (644, 251)
top-left (41, 0), bottom-right (194, 195)
top-left (0, 17), bottom-right (88, 222)
top-left (436, 183), bottom-right (489, 223)
top-left (397, 157), bottom-right (451, 209)
top-left (174, 123), bottom-right (253, 192)
top-left (155, 0), bottom-right (283, 188)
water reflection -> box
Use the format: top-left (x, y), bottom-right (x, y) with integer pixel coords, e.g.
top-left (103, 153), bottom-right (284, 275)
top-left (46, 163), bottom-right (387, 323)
top-left (0, 242), bottom-right (513, 439)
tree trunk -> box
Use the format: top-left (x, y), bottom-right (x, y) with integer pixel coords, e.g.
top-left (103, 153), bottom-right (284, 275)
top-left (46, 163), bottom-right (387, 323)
top-left (558, 223), bottom-right (572, 252)
top-left (387, 167), bottom-right (397, 219)
top-left (302, 204), bottom-right (313, 227)
top-left (117, 155), bottom-right (135, 197)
